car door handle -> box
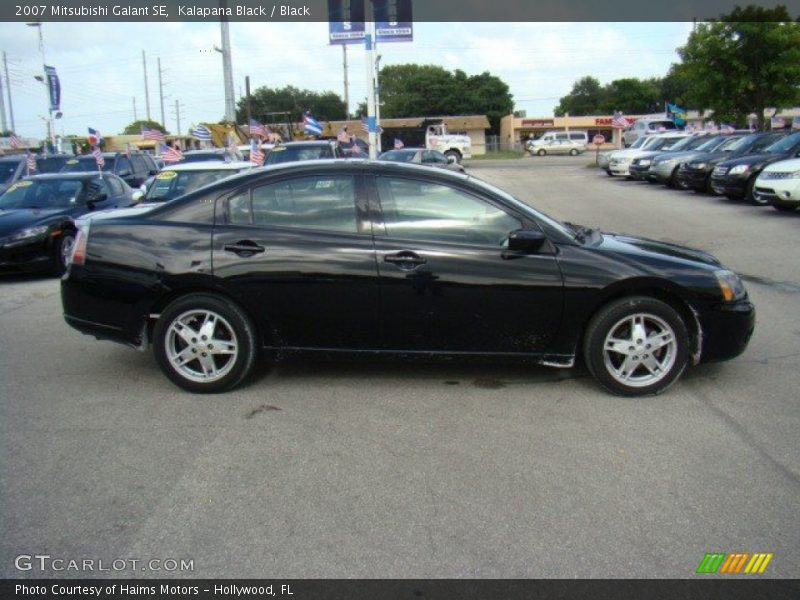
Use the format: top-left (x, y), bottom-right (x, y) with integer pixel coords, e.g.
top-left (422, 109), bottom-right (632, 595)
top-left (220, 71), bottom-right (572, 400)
top-left (384, 251), bottom-right (426, 270)
top-left (223, 240), bottom-right (266, 257)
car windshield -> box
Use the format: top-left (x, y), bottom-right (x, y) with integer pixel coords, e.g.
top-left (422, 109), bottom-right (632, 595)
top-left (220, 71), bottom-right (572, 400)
top-left (379, 150), bottom-right (416, 162)
top-left (36, 156), bottom-right (70, 173)
top-left (265, 145), bottom-right (332, 164)
top-left (764, 132), bottom-right (800, 154)
top-left (0, 178), bottom-right (86, 209)
top-left (0, 160), bottom-right (19, 184)
top-left (648, 137), bottom-right (684, 151)
top-left (667, 136), bottom-right (698, 151)
top-left (694, 136), bottom-right (727, 151)
top-left (145, 169), bottom-right (241, 202)
top-left (629, 137), bottom-right (648, 149)
top-left (716, 136), bottom-right (744, 151)
top-left (61, 156), bottom-right (112, 172)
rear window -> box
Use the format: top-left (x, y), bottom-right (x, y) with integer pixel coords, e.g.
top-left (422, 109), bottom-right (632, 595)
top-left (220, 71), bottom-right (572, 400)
top-left (647, 121), bottom-right (677, 131)
top-left (265, 145), bottom-right (333, 164)
top-left (145, 169), bottom-right (242, 202)
top-left (62, 156), bottom-right (112, 172)
top-left (569, 132), bottom-right (587, 141)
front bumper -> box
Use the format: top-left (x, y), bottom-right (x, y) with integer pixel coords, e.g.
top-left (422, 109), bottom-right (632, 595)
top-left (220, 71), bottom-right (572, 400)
top-left (609, 162), bottom-right (631, 176)
top-left (0, 235), bottom-right (52, 272)
top-left (710, 174), bottom-right (748, 197)
top-left (698, 299), bottom-right (756, 363)
top-left (628, 164), bottom-right (651, 180)
top-left (676, 167), bottom-right (711, 191)
top-left (754, 180), bottom-right (800, 206)
top-left (650, 162), bottom-right (679, 183)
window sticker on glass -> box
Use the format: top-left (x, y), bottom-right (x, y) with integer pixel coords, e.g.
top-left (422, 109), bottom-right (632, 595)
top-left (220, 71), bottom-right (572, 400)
top-left (272, 147), bottom-right (287, 152)
top-left (8, 181), bottom-right (33, 192)
top-left (315, 179), bottom-right (335, 189)
top-left (156, 171), bottom-right (178, 180)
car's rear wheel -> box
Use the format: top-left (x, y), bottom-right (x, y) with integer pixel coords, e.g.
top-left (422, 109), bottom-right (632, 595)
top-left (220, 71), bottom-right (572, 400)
top-left (746, 178), bottom-right (765, 206)
top-left (605, 169), bottom-right (614, 177)
top-left (583, 296), bottom-right (690, 396)
top-left (537, 149), bottom-right (546, 156)
top-left (52, 230), bottom-right (75, 275)
top-left (569, 148), bottom-right (579, 156)
top-left (154, 294), bottom-right (257, 393)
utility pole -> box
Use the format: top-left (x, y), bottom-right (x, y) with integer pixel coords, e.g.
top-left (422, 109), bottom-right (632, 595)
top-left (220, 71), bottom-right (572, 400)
top-left (217, 1), bottom-right (236, 122)
top-left (132, 96), bottom-right (137, 121)
top-left (142, 50), bottom-right (151, 120)
top-left (342, 45), bottom-right (349, 118)
top-left (245, 75), bottom-right (252, 130)
top-left (0, 59), bottom-right (7, 132)
top-left (157, 57), bottom-right (166, 127)
top-left (172, 99), bottom-right (184, 136)
top-left (374, 53), bottom-right (382, 153)
top-left (364, 1), bottom-right (377, 158)
top-left (3, 52), bottom-right (14, 132)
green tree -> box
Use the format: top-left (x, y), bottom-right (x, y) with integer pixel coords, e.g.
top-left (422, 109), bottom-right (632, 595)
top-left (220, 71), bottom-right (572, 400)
top-left (236, 85), bottom-right (347, 124)
top-left (122, 119), bottom-right (168, 135)
top-left (599, 77), bottom-right (663, 114)
top-left (554, 76), bottom-right (605, 116)
top-left (675, 6), bottom-right (800, 129)
top-left (375, 64), bottom-right (513, 133)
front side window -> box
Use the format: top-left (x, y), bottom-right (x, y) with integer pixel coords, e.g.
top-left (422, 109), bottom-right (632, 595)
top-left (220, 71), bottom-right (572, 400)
top-left (375, 177), bottom-right (521, 246)
top-left (227, 175), bottom-right (358, 234)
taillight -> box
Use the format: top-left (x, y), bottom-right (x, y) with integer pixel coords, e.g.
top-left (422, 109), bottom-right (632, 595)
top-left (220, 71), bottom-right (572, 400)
top-left (70, 224), bottom-right (89, 266)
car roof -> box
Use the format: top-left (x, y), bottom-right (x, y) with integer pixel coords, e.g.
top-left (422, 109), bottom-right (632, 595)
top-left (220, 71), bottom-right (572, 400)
top-left (22, 172), bottom-right (105, 181)
top-left (184, 148), bottom-right (227, 154)
top-left (157, 160), bottom-right (252, 171)
top-left (275, 140), bottom-right (336, 147)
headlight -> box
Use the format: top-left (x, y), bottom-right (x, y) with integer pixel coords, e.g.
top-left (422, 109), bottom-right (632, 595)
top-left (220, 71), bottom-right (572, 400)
top-left (728, 164), bottom-right (751, 175)
top-left (714, 270), bottom-right (747, 302)
top-left (638, 159), bottom-right (651, 167)
top-left (10, 225), bottom-right (49, 241)
top-left (693, 162), bottom-right (707, 170)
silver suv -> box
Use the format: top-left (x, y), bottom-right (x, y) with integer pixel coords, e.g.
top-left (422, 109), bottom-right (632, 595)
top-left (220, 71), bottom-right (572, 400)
top-left (623, 119), bottom-right (679, 147)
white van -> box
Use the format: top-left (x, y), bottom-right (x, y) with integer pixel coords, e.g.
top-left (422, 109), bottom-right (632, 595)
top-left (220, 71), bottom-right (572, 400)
top-left (528, 130), bottom-right (588, 151)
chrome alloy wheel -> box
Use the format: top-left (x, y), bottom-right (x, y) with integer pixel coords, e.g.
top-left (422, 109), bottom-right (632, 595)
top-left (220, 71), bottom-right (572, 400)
top-left (602, 313), bottom-right (677, 388)
top-left (60, 234), bottom-right (76, 267)
top-left (165, 310), bottom-right (239, 383)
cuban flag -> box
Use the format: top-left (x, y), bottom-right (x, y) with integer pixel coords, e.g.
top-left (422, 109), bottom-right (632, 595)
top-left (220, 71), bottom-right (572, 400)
top-left (303, 112), bottom-right (323, 137)
top-left (394, 138), bottom-right (404, 149)
top-left (191, 124), bottom-right (213, 141)
top-left (87, 127), bottom-right (103, 146)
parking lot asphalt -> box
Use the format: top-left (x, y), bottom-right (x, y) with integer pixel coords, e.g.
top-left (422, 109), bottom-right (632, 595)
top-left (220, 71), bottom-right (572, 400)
top-left (1, 156), bottom-right (798, 579)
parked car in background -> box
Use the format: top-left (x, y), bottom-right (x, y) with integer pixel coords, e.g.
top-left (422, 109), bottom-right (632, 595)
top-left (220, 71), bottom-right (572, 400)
top-left (182, 149), bottom-right (236, 163)
top-left (528, 131), bottom-right (588, 152)
top-left (340, 137), bottom-right (369, 157)
top-left (623, 119), bottom-right (679, 147)
top-left (530, 139), bottom-right (586, 157)
top-left (628, 133), bottom-right (713, 182)
top-left (709, 132), bottom-right (800, 204)
top-left (0, 172), bottom-right (137, 273)
top-left (0, 154), bottom-right (73, 194)
top-left (61, 152), bottom-right (158, 188)
top-left (142, 161), bottom-right (253, 205)
top-left (61, 160), bottom-right (754, 397)
top-left (753, 157), bottom-right (800, 212)
top-left (633, 134), bottom-right (745, 186)
top-left (676, 132), bottom-right (788, 194)
top-left (378, 148), bottom-right (465, 172)
top-left (237, 143), bottom-right (274, 162)
top-left (609, 133), bottom-right (688, 177)
top-left (598, 135), bottom-right (651, 173)
top-left (264, 140), bottom-right (345, 165)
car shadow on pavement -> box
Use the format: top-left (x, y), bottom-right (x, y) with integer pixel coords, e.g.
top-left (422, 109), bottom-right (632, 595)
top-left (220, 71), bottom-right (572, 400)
top-left (0, 271), bottom-right (57, 284)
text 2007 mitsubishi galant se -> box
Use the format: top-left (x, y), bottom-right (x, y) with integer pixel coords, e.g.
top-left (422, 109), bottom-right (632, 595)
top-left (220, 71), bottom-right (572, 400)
top-left (61, 160), bottom-right (754, 396)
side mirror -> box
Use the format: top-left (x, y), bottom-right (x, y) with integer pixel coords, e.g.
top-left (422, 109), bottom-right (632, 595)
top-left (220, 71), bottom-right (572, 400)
top-left (504, 229), bottom-right (547, 257)
top-left (131, 190), bottom-right (144, 203)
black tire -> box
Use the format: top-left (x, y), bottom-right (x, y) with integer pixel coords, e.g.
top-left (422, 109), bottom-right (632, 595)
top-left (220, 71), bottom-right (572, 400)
top-left (569, 148), bottom-right (579, 156)
top-left (537, 149), bottom-right (546, 156)
top-left (52, 230), bottom-right (76, 276)
top-left (444, 150), bottom-right (461, 164)
top-left (746, 177), bottom-right (765, 206)
top-left (153, 294), bottom-right (258, 393)
top-left (773, 203), bottom-right (797, 212)
top-left (583, 296), bottom-right (690, 397)
top-left (605, 169), bottom-right (614, 177)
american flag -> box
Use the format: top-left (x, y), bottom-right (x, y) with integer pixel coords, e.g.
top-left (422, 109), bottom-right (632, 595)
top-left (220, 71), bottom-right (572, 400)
top-left (141, 126), bottom-right (165, 142)
top-left (394, 138), bottom-right (404, 149)
top-left (26, 152), bottom-right (36, 173)
top-left (303, 111), bottom-right (323, 136)
top-left (248, 118), bottom-right (270, 139)
top-left (360, 116), bottom-right (383, 134)
top-left (9, 133), bottom-right (21, 149)
top-left (249, 139), bottom-right (265, 166)
top-left (159, 143), bottom-right (184, 163)
top-left (611, 111), bottom-right (630, 129)
top-left (771, 116), bottom-right (786, 129)
top-left (191, 124), bottom-right (212, 141)
top-left (92, 146), bottom-right (105, 168)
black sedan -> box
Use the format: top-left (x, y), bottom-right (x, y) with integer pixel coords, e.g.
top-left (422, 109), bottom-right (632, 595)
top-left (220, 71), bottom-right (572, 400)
top-left (0, 154), bottom-right (74, 195)
top-left (675, 131), bottom-right (787, 193)
top-left (379, 147), bottom-right (465, 172)
top-left (709, 132), bottom-right (800, 204)
top-left (0, 172), bottom-right (136, 273)
top-left (61, 161), bottom-right (754, 396)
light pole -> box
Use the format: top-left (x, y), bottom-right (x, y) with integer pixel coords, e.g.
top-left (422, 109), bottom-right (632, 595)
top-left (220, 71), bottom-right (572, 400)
top-left (27, 22), bottom-right (57, 150)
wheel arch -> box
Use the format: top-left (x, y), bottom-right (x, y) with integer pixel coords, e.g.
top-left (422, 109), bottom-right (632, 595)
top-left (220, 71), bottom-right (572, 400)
top-left (577, 278), bottom-right (702, 365)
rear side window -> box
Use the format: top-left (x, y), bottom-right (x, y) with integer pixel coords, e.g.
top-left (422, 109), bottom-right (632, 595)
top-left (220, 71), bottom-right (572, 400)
top-left (227, 175), bottom-right (358, 234)
top-left (569, 132), bottom-right (586, 141)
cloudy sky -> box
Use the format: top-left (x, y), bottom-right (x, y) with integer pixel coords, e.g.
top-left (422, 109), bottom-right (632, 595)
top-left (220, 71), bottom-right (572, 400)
top-left (0, 21), bottom-right (693, 139)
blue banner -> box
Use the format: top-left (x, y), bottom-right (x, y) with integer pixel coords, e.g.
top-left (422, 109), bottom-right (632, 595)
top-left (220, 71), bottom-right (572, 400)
top-left (45, 65), bottom-right (60, 112)
top-left (328, 0), bottom-right (365, 45)
top-left (374, 0), bottom-right (413, 43)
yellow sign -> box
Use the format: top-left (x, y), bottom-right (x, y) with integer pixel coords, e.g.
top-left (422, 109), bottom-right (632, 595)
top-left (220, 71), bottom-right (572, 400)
top-left (8, 180), bottom-right (33, 192)
top-left (156, 171), bottom-right (178, 180)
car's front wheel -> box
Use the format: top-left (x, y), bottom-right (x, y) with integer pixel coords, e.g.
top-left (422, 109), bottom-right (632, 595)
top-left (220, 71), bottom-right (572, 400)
top-left (569, 148), bottom-right (579, 156)
top-left (583, 296), bottom-right (690, 396)
top-left (52, 230), bottom-right (76, 275)
top-left (537, 149), bottom-right (546, 156)
top-left (153, 294), bottom-right (258, 393)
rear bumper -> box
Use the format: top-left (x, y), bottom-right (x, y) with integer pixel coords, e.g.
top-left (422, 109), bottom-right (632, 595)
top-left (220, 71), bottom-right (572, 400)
top-left (698, 299), bottom-right (755, 363)
top-left (63, 314), bottom-right (141, 348)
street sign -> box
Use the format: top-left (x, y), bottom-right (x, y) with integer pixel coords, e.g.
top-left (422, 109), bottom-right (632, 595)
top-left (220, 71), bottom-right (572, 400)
top-left (328, 0), bottom-right (366, 45)
top-left (374, 0), bottom-right (413, 43)
top-left (593, 134), bottom-right (606, 145)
